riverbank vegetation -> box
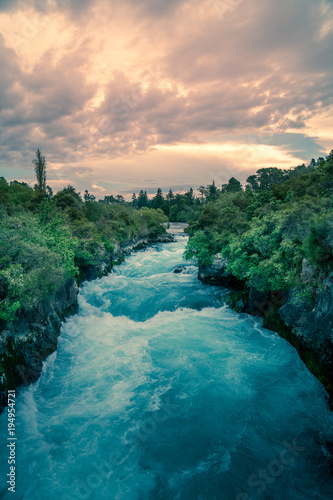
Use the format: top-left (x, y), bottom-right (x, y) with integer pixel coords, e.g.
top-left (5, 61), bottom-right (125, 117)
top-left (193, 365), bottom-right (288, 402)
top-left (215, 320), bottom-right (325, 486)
top-left (0, 151), bottom-right (168, 325)
top-left (2, 149), bottom-right (332, 325)
top-left (184, 150), bottom-right (333, 299)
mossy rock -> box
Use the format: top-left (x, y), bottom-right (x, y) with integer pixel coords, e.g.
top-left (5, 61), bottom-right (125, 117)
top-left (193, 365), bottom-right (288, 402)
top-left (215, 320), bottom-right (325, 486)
top-left (224, 290), bottom-right (249, 312)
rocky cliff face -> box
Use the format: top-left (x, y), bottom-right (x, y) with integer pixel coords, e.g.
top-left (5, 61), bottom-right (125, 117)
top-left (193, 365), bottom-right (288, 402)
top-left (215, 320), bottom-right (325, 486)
top-left (0, 233), bottom-right (175, 413)
top-left (199, 257), bottom-right (333, 401)
top-left (0, 277), bottom-right (79, 412)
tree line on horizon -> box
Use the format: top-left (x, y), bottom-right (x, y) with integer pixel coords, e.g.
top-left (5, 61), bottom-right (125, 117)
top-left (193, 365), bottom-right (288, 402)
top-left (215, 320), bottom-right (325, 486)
top-left (1, 148), bottom-right (328, 223)
top-left (94, 155), bottom-right (328, 222)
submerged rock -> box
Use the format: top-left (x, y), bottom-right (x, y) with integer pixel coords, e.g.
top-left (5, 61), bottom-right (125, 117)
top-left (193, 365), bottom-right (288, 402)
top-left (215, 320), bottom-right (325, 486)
top-left (173, 266), bottom-right (185, 273)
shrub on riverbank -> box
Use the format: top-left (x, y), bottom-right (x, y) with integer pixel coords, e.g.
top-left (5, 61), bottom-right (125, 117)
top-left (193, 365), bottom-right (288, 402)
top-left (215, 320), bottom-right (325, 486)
top-left (0, 178), bottom-right (168, 325)
top-left (184, 151), bottom-right (333, 295)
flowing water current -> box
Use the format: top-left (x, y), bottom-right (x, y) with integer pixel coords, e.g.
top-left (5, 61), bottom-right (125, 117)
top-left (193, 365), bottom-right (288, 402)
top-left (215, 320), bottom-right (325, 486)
top-left (1, 224), bottom-right (333, 500)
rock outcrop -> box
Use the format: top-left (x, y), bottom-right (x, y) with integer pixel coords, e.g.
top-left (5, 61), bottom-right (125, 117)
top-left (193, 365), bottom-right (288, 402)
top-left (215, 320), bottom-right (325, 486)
top-left (279, 274), bottom-right (333, 366)
top-left (198, 255), bottom-right (244, 289)
top-left (199, 257), bottom-right (333, 401)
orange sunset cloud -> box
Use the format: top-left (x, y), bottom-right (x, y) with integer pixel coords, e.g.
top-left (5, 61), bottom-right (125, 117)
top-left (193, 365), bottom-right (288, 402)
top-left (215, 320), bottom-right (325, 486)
top-left (0, 0), bottom-right (332, 197)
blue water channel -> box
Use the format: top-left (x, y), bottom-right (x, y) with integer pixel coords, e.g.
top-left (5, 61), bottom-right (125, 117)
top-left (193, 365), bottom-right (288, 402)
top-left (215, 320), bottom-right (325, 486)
top-left (1, 224), bottom-right (332, 499)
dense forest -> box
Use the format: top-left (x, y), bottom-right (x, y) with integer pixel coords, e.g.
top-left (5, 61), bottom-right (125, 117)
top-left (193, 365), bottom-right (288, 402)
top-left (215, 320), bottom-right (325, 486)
top-left (129, 187), bottom-right (201, 222)
top-left (0, 151), bottom-right (168, 326)
top-left (1, 149), bottom-right (333, 326)
top-left (184, 150), bottom-right (333, 304)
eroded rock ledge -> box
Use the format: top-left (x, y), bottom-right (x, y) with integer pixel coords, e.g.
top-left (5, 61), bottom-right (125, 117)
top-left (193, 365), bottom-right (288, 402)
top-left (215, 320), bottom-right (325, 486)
top-left (199, 256), bottom-right (333, 402)
top-left (0, 233), bottom-right (175, 413)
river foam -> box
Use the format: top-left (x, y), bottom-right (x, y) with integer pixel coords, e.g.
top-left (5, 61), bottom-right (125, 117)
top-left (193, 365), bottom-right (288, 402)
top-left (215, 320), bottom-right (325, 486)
top-left (0, 224), bottom-right (332, 499)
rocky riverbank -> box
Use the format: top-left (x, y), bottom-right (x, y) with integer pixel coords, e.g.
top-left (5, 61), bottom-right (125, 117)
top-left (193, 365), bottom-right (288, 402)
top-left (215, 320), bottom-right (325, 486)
top-left (199, 256), bottom-right (333, 403)
top-left (0, 232), bottom-right (174, 413)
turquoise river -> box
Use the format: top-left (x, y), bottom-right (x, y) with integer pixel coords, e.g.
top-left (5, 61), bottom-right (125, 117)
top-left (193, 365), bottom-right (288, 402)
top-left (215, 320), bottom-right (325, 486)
top-left (1, 224), bottom-right (333, 500)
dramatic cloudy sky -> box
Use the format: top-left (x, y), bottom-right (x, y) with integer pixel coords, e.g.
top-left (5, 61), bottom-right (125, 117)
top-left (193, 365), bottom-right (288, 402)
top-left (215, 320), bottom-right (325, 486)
top-left (0, 0), bottom-right (332, 197)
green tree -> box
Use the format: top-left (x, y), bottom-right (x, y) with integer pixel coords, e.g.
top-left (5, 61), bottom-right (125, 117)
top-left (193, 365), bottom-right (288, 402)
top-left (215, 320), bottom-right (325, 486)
top-left (32, 149), bottom-right (46, 193)
top-left (46, 186), bottom-right (53, 199)
top-left (151, 188), bottom-right (165, 210)
top-left (132, 193), bottom-right (138, 209)
top-left (84, 190), bottom-right (96, 202)
top-left (166, 189), bottom-right (175, 205)
top-left (246, 174), bottom-right (259, 191)
top-left (103, 195), bottom-right (117, 204)
top-left (184, 188), bottom-right (195, 205)
top-left (222, 177), bottom-right (242, 193)
top-left (207, 180), bottom-right (219, 201)
top-left (115, 195), bottom-right (126, 205)
top-left (184, 230), bottom-right (214, 265)
top-left (137, 190), bottom-right (149, 208)
top-left (198, 186), bottom-right (208, 202)
top-left (246, 167), bottom-right (286, 192)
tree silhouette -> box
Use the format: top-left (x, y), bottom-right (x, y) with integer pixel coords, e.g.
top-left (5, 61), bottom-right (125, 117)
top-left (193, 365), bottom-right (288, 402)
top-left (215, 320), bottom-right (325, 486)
top-left (151, 188), bottom-right (165, 210)
top-left (132, 193), bottom-right (138, 209)
top-left (137, 190), bottom-right (149, 208)
top-left (166, 189), bottom-right (175, 205)
top-left (222, 177), bottom-right (242, 193)
top-left (84, 190), bottom-right (96, 202)
top-left (32, 149), bottom-right (46, 193)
